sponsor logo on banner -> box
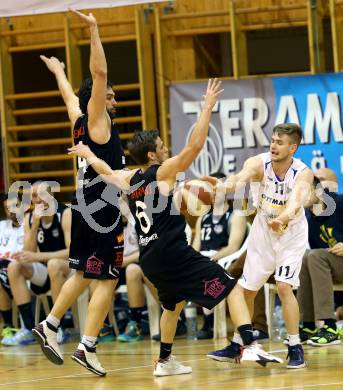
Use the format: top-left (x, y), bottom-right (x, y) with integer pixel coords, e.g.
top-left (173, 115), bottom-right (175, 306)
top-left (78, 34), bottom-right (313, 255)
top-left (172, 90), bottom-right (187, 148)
top-left (170, 73), bottom-right (343, 190)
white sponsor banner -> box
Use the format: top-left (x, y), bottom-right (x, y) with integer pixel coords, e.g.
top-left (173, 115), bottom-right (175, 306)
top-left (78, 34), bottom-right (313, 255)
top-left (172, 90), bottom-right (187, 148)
top-left (170, 73), bottom-right (343, 190)
top-left (0, 1), bottom-right (166, 17)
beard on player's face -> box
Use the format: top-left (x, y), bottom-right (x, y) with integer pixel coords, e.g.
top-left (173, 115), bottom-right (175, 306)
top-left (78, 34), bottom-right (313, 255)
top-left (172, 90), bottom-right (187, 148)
top-left (106, 105), bottom-right (116, 119)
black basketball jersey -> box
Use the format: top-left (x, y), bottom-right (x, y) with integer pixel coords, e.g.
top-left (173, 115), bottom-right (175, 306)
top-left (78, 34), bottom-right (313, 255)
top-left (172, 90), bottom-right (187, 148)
top-left (200, 209), bottom-right (231, 251)
top-left (29, 203), bottom-right (67, 252)
top-left (72, 114), bottom-right (125, 204)
top-left (127, 165), bottom-right (187, 273)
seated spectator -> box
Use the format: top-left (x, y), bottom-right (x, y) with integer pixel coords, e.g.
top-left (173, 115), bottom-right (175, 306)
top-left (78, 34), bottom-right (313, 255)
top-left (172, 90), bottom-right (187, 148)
top-left (297, 169), bottom-right (343, 346)
top-left (314, 167), bottom-right (338, 192)
top-left (0, 194), bottom-right (24, 344)
top-left (192, 172), bottom-right (247, 339)
top-left (6, 182), bottom-right (71, 345)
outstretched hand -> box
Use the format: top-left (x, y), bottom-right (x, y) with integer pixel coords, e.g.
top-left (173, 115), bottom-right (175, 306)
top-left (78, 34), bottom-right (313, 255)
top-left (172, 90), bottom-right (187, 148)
top-left (70, 9), bottom-right (97, 27)
top-left (202, 78), bottom-right (224, 111)
top-left (40, 55), bottom-right (65, 75)
top-left (201, 175), bottom-right (226, 200)
top-left (201, 175), bottom-right (220, 187)
top-left (68, 141), bottom-right (94, 160)
top-left (267, 218), bottom-right (287, 235)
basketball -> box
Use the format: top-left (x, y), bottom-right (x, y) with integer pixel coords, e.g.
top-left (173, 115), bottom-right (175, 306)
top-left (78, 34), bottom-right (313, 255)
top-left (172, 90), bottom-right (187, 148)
top-left (174, 179), bottom-right (213, 217)
top-left (184, 179), bottom-right (213, 205)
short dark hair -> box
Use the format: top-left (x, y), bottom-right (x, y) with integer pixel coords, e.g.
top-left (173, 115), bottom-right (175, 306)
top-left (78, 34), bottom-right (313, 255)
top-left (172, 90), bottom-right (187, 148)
top-left (127, 130), bottom-right (159, 165)
top-left (272, 123), bottom-right (302, 146)
top-left (78, 78), bottom-right (113, 114)
top-left (210, 171), bottom-right (226, 179)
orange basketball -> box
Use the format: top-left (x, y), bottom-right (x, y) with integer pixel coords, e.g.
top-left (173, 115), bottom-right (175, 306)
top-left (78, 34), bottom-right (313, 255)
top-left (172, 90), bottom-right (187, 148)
top-left (174, 179), bottom-right (213, 217)
top-left (183, 179), bottom-right (213, 205)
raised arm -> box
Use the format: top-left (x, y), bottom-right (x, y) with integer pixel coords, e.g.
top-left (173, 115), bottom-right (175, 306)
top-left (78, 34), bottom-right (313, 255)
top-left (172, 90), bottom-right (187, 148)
top-left (268, 168), bottom-right (314, 233)
top-left (71, 9), bottom-right (110, 144)
top-left (157, 79), bottom-right (224, 187)
top-left (68, 142), bottom-right (135, 190)
top-left (40, 56), bottom-right (81, 126)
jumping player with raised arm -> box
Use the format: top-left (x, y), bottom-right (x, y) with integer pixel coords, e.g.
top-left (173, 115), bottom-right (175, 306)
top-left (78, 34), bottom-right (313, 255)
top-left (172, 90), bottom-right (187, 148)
top-left (33, 9), bottom-right (125, 376)
top-left (69, 79), bottom-right (283, 377)
top-left (206, 123), bottom-right (313, 369)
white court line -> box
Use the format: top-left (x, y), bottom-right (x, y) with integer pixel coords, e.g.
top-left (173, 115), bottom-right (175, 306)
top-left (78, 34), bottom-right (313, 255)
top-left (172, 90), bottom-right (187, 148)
top-left (256, 382), bottom-right (343, 390)
top-left (0, 357), bottom-right (209, 386)
top-left (0, 342), bottom-right (219, 356)
top-left (0, 341), bottom-right (290, 356)
top-left (0, 346), bottom-right (288, 386)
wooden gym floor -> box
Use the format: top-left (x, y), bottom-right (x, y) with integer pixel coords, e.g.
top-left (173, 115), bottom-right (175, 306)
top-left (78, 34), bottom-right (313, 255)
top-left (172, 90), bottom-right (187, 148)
top-left (0, 339), bottom-right (342, 389)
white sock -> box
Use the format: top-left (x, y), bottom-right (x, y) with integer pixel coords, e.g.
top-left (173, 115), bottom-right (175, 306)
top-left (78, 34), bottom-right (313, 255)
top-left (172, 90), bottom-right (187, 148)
top-left (46, 314), bottom-right (60, 329)
top-left (288, 334), bottom-right (300, 346)
top-left (232, 332), bottom-right (243, 346)
top-left (81, 335), bottom-right (97, 348)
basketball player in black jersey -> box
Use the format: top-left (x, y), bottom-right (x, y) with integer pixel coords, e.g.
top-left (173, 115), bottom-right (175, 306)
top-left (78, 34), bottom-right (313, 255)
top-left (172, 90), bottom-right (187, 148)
top-left (69, 79), bottom-right (283, 376)
top-left (33, 10), bottom-right (124, 376)
top-left (7, 181), bottom-right (71, 345)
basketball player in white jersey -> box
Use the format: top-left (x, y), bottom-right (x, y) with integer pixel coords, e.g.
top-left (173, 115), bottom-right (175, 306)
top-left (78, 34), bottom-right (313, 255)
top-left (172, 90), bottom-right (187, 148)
top-left (207, 123), bottom-right (313, 369)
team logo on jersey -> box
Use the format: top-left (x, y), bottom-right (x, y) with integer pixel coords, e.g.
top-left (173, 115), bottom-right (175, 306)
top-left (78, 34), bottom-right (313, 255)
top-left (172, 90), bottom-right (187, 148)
top-left (139, 233), bottom-right (158, 246)
top-left (214, 225), bottom-right (223, 234)
top-left (86, 255), bottom-right (104, 275)
top-left (203, 277), bottom-right (226, 299)
top-left (320, 225), bottom-right (337, 247)
top-left (114, 252), bottom-right (123, 268)
top-left (52, 229), bottom-right (59, 238)
top-left (116, 233), bottom-right (124, 244)
top-left (74, 126), bottom-right (85, 139)
top-left (186, 123), bottom-right (223, 176)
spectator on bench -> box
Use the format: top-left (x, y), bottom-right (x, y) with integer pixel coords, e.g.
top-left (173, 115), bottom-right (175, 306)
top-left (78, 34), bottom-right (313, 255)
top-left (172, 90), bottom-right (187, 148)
top-left (6, 182), bottom-right (71, 345)
top-left (297, 169), bottom-right (343, 346)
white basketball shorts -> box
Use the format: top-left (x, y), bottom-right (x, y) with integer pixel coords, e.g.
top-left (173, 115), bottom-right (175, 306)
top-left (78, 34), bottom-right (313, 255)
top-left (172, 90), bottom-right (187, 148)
top-left (238, 212), bottom-right (308, 291)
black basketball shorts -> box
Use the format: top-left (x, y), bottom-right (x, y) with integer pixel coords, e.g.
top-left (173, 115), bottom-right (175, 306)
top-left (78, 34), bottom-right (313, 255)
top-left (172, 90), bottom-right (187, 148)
top-left (144, 247), bottom-right (237, 311)
top-left (69, 207), bottom-right (124, 280)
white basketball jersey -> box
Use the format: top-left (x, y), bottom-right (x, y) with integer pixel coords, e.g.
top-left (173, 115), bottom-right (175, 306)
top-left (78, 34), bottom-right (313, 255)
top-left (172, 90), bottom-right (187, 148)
top-left (256, 152), bottom-right (308, 221)
top-left (0, 219), bottom-right (24, 259)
